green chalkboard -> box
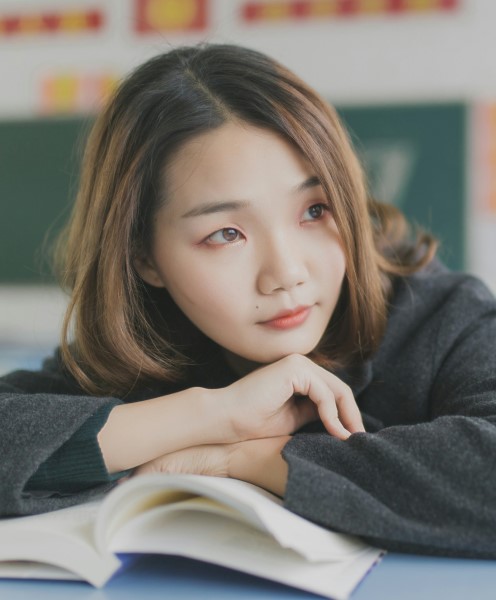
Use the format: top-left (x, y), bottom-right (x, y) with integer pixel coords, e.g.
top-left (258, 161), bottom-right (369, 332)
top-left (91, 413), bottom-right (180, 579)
top-left (337, 103), bottom-right (467, 270)
top-left (0, 117), bottom-right (89, 283)
top-left (0, 103), bottom-right (467, 283)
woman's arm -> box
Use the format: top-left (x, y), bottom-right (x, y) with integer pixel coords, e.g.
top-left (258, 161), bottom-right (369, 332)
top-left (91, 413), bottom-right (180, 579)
top-left (98, 353), bottom-right (364, 474)
top-left (1, 350), bottom-right (363, 516)
top-left (131, 434), bottom-right (291, 498)
top-left (97, 387), bottom-right (221, 473)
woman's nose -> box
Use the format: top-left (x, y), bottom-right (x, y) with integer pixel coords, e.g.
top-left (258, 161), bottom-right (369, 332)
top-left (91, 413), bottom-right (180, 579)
top-left (256, 236), bottom-right (309, 295)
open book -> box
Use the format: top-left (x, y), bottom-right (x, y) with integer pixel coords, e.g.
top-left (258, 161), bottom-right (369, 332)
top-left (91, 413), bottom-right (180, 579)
top-left (0, 474), bottom-right (383, 599)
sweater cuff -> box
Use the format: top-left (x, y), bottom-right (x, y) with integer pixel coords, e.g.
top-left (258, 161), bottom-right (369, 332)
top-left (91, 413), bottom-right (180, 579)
top-left (26, 402), bottom-right (130, 493)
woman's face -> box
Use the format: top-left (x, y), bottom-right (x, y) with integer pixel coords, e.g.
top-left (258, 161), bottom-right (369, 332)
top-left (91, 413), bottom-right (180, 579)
top-left (136, 121), bottom-right (346, 371)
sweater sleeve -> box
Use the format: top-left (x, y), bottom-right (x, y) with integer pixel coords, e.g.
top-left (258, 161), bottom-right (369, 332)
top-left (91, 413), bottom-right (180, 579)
top-left (25, 403), bottom-right (130, 493)
top-left (0, 363), bottom-right (127, 516)
top-left (282, 276), bottom-right (496, 559)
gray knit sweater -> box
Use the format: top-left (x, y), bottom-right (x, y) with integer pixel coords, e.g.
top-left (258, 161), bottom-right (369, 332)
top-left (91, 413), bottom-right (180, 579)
top-left (1, 262), bottom-right (496, 558)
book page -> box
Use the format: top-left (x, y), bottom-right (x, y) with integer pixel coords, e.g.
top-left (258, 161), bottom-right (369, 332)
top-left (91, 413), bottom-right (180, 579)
top-left (108, 501), bottom-right (382, 600)
top-left (0, 561), bottom-right (82, 582)
top-left (0, 501), bottom-right (119, 587)
top-left (96, 474), bottom-right (369, 560)
top-left (94, 474), bottom-right (383, 599)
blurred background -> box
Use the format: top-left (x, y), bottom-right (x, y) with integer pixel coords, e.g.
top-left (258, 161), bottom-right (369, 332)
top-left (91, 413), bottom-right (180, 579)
top-left (1, 0), bottom-right (495, 375)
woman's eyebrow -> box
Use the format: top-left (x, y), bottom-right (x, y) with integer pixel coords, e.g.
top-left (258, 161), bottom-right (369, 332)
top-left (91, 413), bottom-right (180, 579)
top-left (294, 175), bottom-right (321, 194)
top-left (181, 200), bottom-right (249, 219)
top-left (180, 175), bottom-right (322, 219)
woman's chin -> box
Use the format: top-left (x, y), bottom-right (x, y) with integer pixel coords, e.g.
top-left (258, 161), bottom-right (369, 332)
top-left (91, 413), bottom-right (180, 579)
top-left (223, 344), bottom-right (318, 376)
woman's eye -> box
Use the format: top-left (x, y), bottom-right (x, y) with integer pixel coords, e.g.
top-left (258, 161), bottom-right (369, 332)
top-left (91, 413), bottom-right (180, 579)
top-left (205, 227), bottom-right (242, 245)
top-left (303, 203), bottom-right (329, 221)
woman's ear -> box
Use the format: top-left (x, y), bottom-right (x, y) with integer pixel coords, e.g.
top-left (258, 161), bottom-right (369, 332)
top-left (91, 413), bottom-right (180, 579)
top-left (133, 255), bottom-right (166, 288)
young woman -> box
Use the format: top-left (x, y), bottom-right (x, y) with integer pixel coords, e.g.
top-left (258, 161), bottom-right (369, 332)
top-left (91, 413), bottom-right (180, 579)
top-left (1, 43), bottom-right (495, 558)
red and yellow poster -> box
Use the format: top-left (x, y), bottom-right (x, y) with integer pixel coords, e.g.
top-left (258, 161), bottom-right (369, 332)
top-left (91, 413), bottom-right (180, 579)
top-left (241, 0), bottom-right (459, 23)
top-left (40, 74), bottom-right (118, 115)
top-left (134, 0), bottom-right (208, 33)
top-left (474, 104), bottom-right (496, 215)
top-left (0, 9), bottom-right (103, 37)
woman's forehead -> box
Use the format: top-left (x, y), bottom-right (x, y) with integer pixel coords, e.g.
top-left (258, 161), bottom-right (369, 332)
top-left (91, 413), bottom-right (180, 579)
top-left (161, 122), bottom-right (315, 205)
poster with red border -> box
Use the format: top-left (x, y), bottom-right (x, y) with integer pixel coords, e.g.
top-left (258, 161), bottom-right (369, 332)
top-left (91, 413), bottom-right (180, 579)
top-left (40, 74), bottom-right (118, 115)
top-left (473, 104), bottom-right (496, 216)
top-left (469, 103), bottom-right (496, 291)
top-left (0, 9), bottom-right (103, 37)
top-left (134, 0), bottom-right (208, 33)
top-left (241, 0), bottom-right (460, 23)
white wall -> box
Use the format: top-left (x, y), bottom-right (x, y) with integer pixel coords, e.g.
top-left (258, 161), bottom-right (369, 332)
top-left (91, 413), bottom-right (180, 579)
top-left (0, 0), bottom-right (495, 117)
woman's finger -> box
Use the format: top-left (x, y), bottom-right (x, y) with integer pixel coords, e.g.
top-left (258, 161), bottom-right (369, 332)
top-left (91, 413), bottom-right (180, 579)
top-left (287, 356), bottom-right (364, 437)
top-left (329, 380), bottom-right (365, 433)
top-left (310, 365), bottom-right (365, 434)
top-left (303, 376), bottom-right (352, 440)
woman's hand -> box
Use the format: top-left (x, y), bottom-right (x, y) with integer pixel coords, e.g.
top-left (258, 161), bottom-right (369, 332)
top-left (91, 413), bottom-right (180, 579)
top-left (99, 354), bottom-right (362, 476)
top-left (131, 436), bottom-right (291, 497)
top-left (218, 353), bottom-right (364, 443)
top-left (132, 443), bottom-right (230, 478)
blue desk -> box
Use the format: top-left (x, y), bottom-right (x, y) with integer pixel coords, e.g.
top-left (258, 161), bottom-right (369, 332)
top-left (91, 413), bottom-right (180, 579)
top-left (1, 553), bottom-right (495, 599)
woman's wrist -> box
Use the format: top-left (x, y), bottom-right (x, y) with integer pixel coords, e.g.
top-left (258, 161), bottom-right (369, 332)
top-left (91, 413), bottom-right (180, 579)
top-left (98, 386), bottom-right (229, 473)
top-left (209, 384), bottom-right (249, 444)
top-left (227, 436), bottom-right (291, 497)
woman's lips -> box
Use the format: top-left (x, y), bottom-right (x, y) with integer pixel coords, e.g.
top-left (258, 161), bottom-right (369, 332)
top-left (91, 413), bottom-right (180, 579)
top-left (260, 306), bottom-right (311, 330)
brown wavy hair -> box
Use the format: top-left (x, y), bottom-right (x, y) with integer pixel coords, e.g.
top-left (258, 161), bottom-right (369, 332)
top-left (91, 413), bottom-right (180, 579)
top-left (54, 43), bottom-right (437, 396)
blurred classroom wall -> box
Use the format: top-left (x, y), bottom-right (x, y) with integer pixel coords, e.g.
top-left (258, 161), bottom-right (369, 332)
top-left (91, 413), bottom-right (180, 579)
top-left (1, 0), bottom-right (495, 366)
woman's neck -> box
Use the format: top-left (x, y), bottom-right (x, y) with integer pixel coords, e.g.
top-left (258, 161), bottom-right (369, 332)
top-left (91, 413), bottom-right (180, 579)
top-left (222, 350), bottom-right (263, 378)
